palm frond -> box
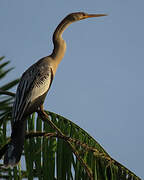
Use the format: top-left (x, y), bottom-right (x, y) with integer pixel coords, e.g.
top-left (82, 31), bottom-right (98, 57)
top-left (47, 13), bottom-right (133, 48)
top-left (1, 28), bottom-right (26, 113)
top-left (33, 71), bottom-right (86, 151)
top-left (0, 57), bottom-right (141, 180)
top-left (0, 57), bottom-right (19, 121)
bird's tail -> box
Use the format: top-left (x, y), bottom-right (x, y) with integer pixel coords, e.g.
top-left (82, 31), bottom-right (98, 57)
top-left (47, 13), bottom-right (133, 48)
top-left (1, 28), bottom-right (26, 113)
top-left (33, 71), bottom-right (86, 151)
top-left (3, 119), bottom-right (27, 167)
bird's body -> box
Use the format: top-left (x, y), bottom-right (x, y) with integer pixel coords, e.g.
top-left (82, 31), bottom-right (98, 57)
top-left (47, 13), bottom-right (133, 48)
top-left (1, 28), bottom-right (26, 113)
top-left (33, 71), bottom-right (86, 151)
top-left (12, 57), bottom-right (54, 121)
top-left (3, 12), bottom-right (107, 167)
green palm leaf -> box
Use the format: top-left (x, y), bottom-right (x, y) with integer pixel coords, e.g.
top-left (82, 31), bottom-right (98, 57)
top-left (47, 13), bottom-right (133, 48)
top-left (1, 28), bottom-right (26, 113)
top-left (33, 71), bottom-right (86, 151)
top-left (0, 57), bottom-right (142, 180)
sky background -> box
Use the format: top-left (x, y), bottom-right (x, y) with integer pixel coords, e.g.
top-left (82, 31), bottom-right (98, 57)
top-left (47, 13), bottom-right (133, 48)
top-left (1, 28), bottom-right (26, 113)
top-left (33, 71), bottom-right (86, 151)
top-left (0, 0), bottom-right (144, 179)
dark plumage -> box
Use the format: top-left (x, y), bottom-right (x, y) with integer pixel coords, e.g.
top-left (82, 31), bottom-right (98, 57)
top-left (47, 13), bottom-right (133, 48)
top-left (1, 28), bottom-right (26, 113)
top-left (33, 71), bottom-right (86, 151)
top-left (4, 58), bottom-right (53, 167)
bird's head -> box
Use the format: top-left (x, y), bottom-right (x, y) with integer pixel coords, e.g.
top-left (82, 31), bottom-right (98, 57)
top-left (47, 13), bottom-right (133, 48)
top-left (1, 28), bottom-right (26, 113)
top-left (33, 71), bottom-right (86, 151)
top-left (66, 12), bottom-right (107, 22)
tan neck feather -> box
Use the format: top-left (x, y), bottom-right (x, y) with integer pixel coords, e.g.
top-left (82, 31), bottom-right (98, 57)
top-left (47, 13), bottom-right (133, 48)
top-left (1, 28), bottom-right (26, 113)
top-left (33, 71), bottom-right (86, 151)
top-left (50, 17), bottom-right (71, 70)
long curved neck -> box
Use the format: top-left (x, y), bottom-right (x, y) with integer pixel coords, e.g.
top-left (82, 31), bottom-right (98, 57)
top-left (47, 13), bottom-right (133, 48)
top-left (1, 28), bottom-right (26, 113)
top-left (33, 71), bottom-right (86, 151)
top-left (51, 17), bottom-right (72, 65)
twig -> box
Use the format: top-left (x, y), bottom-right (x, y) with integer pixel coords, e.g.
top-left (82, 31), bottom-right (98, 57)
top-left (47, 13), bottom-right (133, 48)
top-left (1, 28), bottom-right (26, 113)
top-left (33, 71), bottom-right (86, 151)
top-left (26, 131), bottom-right (100, 153)
top-left (26, 131), bottom-right (114, 167)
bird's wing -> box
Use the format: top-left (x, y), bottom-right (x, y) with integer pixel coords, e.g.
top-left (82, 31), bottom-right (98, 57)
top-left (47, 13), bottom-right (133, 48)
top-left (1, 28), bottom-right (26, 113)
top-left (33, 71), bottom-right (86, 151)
top-left (12, 61), bottom-right (53, 124)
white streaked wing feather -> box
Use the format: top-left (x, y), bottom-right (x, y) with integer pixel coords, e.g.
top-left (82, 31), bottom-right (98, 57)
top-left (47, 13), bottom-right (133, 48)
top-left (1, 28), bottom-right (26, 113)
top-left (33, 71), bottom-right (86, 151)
top-left (12, 62), bottom-right (52, 123)
top-left (30, 74), bottom-right (51, 102)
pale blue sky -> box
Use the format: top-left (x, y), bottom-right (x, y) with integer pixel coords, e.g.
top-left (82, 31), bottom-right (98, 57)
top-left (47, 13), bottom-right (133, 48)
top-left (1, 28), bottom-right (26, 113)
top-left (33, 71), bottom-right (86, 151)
top-left (0, 0), bottom-right (144, 178)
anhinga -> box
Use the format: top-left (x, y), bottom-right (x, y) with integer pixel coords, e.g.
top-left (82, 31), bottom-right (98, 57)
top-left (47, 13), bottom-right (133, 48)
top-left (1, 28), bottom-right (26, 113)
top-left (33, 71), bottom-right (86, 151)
top-left (3, 12), bottom-right (107, 167)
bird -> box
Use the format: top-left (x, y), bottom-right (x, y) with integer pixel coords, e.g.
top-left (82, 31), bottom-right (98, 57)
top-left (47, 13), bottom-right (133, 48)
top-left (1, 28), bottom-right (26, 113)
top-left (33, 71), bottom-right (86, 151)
top-left (3, 12), bottom-right (107, 167)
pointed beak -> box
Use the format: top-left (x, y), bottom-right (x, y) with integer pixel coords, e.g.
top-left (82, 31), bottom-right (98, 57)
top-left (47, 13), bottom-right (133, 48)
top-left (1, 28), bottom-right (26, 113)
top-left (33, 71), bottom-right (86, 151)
top-left (84, 14), bottom-right (107, 19)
